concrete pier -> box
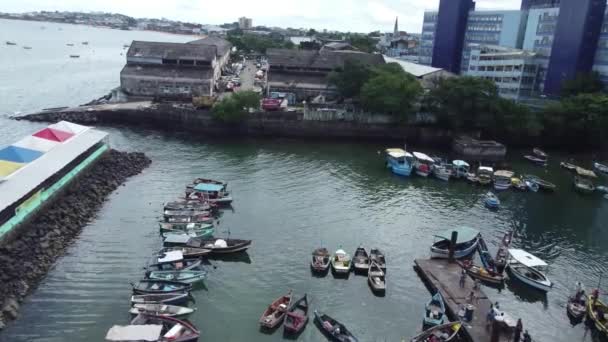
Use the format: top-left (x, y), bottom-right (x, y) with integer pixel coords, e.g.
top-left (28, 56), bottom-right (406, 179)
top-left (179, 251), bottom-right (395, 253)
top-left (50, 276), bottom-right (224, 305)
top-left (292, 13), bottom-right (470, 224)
top-left (414, 259), bottom-right (512, 342)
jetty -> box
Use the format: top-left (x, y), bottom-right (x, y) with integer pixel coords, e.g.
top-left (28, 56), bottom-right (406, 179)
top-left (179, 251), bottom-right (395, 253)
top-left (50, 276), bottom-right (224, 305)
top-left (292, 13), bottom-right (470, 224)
top-left (414, 258), bottom-right (512, 342)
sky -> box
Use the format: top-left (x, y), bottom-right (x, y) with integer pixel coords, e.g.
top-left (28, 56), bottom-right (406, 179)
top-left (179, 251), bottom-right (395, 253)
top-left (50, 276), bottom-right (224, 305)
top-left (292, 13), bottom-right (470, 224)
top-left (1, 0), bottom-right (522, 33)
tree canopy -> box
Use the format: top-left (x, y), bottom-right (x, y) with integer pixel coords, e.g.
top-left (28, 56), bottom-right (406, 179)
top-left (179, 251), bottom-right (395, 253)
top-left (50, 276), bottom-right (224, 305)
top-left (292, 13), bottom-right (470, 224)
top-left (327, 60), bottom-right (373, 99)
top-left (227, 30), bottom-right (293, 54)
top-left (561, 72), bottom-right (604, 97)
top-left (360, 64), bottom-right (422, 118)
top-left (212, 91), bottom-right (260, 123)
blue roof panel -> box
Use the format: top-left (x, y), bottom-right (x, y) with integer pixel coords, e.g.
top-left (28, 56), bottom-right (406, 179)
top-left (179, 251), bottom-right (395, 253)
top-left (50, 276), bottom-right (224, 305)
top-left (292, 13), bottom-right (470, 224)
top-left (0, 145), bottom-right (44, 163)
top-left (194, 183), bottom-right (224, 192)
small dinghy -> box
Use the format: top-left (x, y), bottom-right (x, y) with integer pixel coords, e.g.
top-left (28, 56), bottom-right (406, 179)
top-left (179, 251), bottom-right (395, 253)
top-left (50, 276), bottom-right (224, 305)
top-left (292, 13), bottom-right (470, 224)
top-left (158, 247), bottom-right (212, 259)
top-left (146, 270), bottom-right (207, 284)
top-left (567, 295), bottom-right (586, 320)
top-left (259, 290), bottom-right (293, 329)
top-left (484, 192), bottom-right (500, 209)
top-left (524, 154), bottom-right (547, 166)
top-left (410, 321), bottom-right (461, 342)
top-left (352, 246), bottom-right (370, 273)
top-left (147, 253), bottom-right (204, 272)
top-left (132, 280), bottom-right (192, 295)
top-left (331, 249), bottom-right (351, 275)
top-left (369, 248), bottom-right (386, 272)
top-left (130, 304), bottom-right (195, 318)
top-left (311, 248), bottom-right (330, 274)
top-left (314, 310), bottom-right (359, 342)
top-left (164, 209), bottom-right (211, 218)
top-left (423, 292), bottom-right (446, 328)
top-left (284, 294), bottom-right (309, 334)
top-left (131, 293), bottom-right (190, 306)
top-left (523, 175), bottom-right (556, 192)
top-left (560, 162), bottom-right (578, 171)
top-left (368, 261), bottom-right (386, 294)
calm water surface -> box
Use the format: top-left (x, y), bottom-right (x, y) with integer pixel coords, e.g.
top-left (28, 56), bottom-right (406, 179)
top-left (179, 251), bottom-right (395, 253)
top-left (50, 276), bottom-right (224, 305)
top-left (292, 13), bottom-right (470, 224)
top-left (1, 19), bottom-right (608, 342)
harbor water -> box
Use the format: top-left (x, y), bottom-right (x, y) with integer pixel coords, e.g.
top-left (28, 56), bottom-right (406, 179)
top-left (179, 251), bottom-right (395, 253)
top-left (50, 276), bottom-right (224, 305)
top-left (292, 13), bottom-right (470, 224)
top-left (1, 19), bottom-right (608, 342)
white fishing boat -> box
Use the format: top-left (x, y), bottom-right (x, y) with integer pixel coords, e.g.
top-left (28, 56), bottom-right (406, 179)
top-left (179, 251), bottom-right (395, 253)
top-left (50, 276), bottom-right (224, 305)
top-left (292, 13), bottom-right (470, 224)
top-left (412, 152), bottom-right (435, 177)
top-left (507, 249), bottom-right (553, 292)
top-left (493, 170), bottom-right (514, 191)
top-left (331, 249), bottom-right (351, 274)
top-left (433, 165), bottom-right (452, 182)
top-left (478, 166), bottom-right (494, 186)
top-left (452, 160), bottom-right (470, 179)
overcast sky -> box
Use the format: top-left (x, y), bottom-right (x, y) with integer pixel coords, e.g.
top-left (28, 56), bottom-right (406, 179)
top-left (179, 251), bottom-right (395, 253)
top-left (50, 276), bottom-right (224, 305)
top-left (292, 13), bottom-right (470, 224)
top-left (1, 0), bottom-right (522, 33)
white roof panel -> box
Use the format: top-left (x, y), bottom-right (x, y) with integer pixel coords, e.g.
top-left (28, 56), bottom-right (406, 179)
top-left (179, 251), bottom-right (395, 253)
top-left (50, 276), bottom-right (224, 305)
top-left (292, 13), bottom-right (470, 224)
top-left (12, 135), bottom-right (60, 153)
top-left (105, 324), bottom-right (163, 341)
top-left (508, 249), bottom-right (548, 268)
top-left (383, 56), bottom-right (445, 77)
top-left (413, 152), bottom-right (435, 163)
top-left (49, 121), bottom-right (89, 135)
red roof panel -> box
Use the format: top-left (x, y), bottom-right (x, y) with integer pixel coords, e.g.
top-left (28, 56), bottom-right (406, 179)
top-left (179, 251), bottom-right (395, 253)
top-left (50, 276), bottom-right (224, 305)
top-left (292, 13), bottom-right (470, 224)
top-left (33, 128), bottom-right (74, 142)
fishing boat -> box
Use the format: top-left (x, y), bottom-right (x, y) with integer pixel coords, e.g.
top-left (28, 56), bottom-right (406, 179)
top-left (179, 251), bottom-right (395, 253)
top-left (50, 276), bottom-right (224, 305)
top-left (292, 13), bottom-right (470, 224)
top-left (477, 166), bottom-right (494, 186)
top-left (410, 321), bottom-right (461, 342)
top-left (523, 174), bottom-right (556, 192)
top-left (131, 293), bottom-right (190, 306)
top-left (164, 209), bottom-right (211, 218)
top-left (130, 304), bottom-right (195, 318)
top-left (586, 293), bottom-right (608, 335)
top-left (314, 310), bottom-right (359, 342)
top-left (198, 238), bottom-right (252, 254)
top-left (369, 248), bottom-right (386, 272)
top-left (160, 221), bottom-right (214, 232)
top-left (594, 162), bottom-right (608, 176)
top-left (146, 270), bottom-right (207, 284)
top-left (560, 162), bottom-right (578, 171)
top-left (511, 177), bottom-right (527, 191)
top-left (423, 292), bottom-right (446, 328)
top-left (484, 192), bottom-right (500, 209)
top-left (5, 41), bottom-right (17, 45)
top-left (524, 155), bottom-right (547, 166)
top-left (368, 261), bottom-right (386, 294)
top-left (494, 231), bottom-right (513, 274)
top-left (352, 246), bottom-right (370, 273)
top-left (525, 179), bottom-right (539, 192)
top-left (162, 228), bottom-right (214, 240)
top-left (131, 280), bottom-right (192, 295)
top-left (460, 262), bottom-right (504, 285)
top-left (507, 249), bottom-right (553, 292)
top-left (158, 247), bottom-right (212, 259)
top-left (163, 215), bottom-right (214, 225)
top-left (574, 167), bottom-right (597, 194)
top-left (259, 290), bottom-right (293, 329)
top-left (192, 177), bottom-right (228, 189)
top-left (187, 183), bottom-right (233, 205)
top-left (284, 294), bottom-right (309, 334)
top-left (533, 148), bottom-right (548, 159)
top-left (477, 237), bottom-right (498, 274)
top-left (331, 249), bottom-right (351, 274)
top-left (452, 160), bottom-right (470, 179)
top-left (164, 201), bottom-right (214, 212)
top-left (493, 170), bottom-right (514, 191)
top-left (566, 294), bottom-right (586, 320)
top-left (385, 148), bottom-right (414, 176)
top-left (106, 316), bottom-right (200, 342)
top-left (311, 248), bottom-right (331, 274)
top-left (147, 259), bottom-right (204, 273)
top-left (433, 164), bottom-right (452, 182)
top-left (413, 152), bottom-right (435, 177)
top-left (430, 227), bottom-right (480, 259)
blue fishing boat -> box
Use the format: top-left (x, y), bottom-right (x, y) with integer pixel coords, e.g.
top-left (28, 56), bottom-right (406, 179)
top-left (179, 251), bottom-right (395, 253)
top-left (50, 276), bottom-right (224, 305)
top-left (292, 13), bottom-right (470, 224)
top-left (484, 192), bottom-right (500, 209)
top-left (430, 227), bottom-right (480, 259)
top-left (385, 148), bottom-right (414, 177)
top-left (477, 237), bottom-right (498, 274)
top-left (423, 292), bottom-right (446, 328)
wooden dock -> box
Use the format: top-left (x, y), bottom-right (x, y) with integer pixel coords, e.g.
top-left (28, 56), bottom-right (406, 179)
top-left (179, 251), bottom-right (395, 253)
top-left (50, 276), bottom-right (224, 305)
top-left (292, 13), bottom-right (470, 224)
top-left (414, 259), bottom-right (512, 342)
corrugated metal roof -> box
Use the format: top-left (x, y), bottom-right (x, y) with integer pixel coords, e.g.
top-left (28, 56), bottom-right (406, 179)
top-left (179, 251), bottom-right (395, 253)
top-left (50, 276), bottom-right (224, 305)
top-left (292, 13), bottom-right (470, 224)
top-left (188, 36), bottom-right (232, 57)
top-left (268, 49), bottom-right (384, 70)
top-left (127, 41), bottom-right (217, 61)
top-left (383, 56), bottom-right (445, 78)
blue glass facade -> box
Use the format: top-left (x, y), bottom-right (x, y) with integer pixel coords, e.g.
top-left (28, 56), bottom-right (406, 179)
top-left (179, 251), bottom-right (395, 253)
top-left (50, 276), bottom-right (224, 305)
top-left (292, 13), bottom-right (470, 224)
top-left (521, 0), bottom-right (560, 10)
top-left (431, 0), bottom-right (474, 73)
top-left (544, 0), bottom-right (606, 94)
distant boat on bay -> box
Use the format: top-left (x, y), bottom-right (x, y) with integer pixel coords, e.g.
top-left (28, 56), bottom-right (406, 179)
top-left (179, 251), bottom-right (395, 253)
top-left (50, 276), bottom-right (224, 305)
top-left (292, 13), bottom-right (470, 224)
top-left (6, 41), bottom-right (17, 46)
top-left (69, 55), bottom-right (80, 58)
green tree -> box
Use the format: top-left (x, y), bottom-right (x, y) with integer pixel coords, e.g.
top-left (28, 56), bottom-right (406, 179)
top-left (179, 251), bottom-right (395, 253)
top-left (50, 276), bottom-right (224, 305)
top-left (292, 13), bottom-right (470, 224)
top-left (328, 60), bottom-right (373, 99)
top-left (561, 72), bottom-right (604, 97)
top-left (212, 91), bottom-right (260, 123)
top-left (306, 28), bottom-right (317, 37)
top-left (359, 63), bottom-right (422, 118)
top-left (346, 34), bottom-right (377, 53)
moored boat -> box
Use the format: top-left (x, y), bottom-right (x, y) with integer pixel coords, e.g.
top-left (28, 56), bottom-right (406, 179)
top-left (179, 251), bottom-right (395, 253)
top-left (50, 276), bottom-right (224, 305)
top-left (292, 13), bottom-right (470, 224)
top-left (164, 201), bottom-right (214, 212)
top-left (477, 166), bottom-right (494, 186)
top-left (459, 261), bottom-right (504, 285)
top-left (284, 294), bottom-right (309, 334)
top-left (574, 167), bottom-right (597, 194)
top-left (314, 310), bottom-right (359, 342)
top-left (130, 304), bottom-right (195, 318)
top-left (385, 148), bottom-right (414, 176)
top-left (567, 290), bottom-right (586, 320)
top-left (352, 246), bottom-right (370, 273)
top-left (129, 313), bottom-right (199, 342)
top-left (331, 249), bottom-right (351, 274)
top-left (410, 321), bottom-right (461, 342)
top-left (511, 177), bottom-right (527, 191)
top-left (187, 183), bottom-right (233, 205)
top-left (523, 174), bottom-right (556, 192)
top-left (533, 148), bottom-right (548, 159)
top-left (561, 162), bottom-right (578, 171)
top-left (158, 247), bottom-right (212, 259)
top-left (423, 292), bottom-right (446, 328)
top-left (368, 261), bottom-right (386, 294)
top-left (148, 251), bottom-right (203, 272)
top-left (131, 293), bottom-right (190, 306)
top-left (493, 170), bottom-right (514, 191)
top-left (369, 248), bottom-right (386, 272)
top-left (164, 209), bottom-right (211, 218)
top-left (69, 54), bottom-right (80, 58)
top-left (161, 228), bottom-right (214, 240)
top-left (311, 248), bottom-right (331, 274)
top-left (465, 172), bottom-right (479, 183)
top-left (484, 192), bottom-right (500, 209)
top-left (5, 41), bottom-right (17, 45)
top-left (413, 152), bottom-right (435, 177)
top-left (494, 231), bottom-right (513, 274)
top-left (587, 292), bottom-right (608, 335)
top-left (146, 270), bottom-right (207, 284)
top-left (160, 221), bottom-right (214, 232)
top-left (198, 238), bottom-right (252, 254)
top-left (524, 154), bottom-right (547, 166)
top-left (131, 280), bottom-right (192, 295)
top-left (430, 227), bottom-right (480, 259)
top-left (452, 160), bottom-right (470, 179)
top-left (433, 164), bottom-right (452, 182)
top-left (593, 162), bottom-right (608, 176)
top-left (507, 249), bottom-right (553, 292)
top-left (259, 290), bottom-right (293, 329)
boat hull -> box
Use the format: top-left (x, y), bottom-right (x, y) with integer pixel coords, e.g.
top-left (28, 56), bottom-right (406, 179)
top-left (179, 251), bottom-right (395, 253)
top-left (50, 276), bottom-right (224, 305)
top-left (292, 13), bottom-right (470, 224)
top-left (507, 265), bottom-right (552, 292)
top-left (430, 238), bottom-right (479, 259)
top-left (416, 170), bottom-right (430, 177)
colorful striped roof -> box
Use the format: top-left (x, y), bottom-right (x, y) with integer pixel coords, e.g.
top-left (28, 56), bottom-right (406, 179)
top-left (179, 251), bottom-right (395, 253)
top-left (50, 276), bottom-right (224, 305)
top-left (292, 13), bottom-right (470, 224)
top-left (33, 128), bottom-right (74, 142)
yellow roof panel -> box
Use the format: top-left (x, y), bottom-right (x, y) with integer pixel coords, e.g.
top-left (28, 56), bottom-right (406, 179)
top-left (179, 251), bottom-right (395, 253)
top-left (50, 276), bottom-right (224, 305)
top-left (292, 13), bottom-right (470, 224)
top-left (0, 160), bottom-right (24, 177)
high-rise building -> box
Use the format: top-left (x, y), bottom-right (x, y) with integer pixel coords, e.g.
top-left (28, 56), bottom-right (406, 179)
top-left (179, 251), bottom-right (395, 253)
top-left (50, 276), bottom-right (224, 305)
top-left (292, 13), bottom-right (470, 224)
top-left (431, 0), bottom-right (474, 73)
top-left (521, 0), bottom-right (560, 10)
top-left (238, 17), bottom-right (252, 30)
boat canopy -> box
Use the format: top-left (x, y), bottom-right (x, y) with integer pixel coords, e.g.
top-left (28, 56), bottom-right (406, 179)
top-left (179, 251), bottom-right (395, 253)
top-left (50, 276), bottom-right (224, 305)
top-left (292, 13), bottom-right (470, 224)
top-left (478, 166), bottom-right (493, 173)
top-left (453, 160), bottom-right (469, 167)
top-left (385, 148), bottom-right (412, 158)
top-left (105, 324), bottom-right (163, 341)
top-left (508, 249), bottom-right (548, 268)
top-left (413, 152), bottom-right (434, 163)
top-left (576, 167), bottom-right (597, 178)
top-left (157, 250), bottom-right (183, 263)
top-left (193, 183), bottom-right (224, 192)
top-left (434, 226), bottom-right (480, 243)
top-left (163, 235), bottom-right (191, 244)
top-left (494, 170), bottom-right (514, 178)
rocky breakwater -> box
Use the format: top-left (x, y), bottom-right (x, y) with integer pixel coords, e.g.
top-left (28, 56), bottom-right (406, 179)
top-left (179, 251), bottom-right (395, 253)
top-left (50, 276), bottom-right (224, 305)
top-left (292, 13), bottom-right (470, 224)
top-left (0, 149), bottom-right (151, 330)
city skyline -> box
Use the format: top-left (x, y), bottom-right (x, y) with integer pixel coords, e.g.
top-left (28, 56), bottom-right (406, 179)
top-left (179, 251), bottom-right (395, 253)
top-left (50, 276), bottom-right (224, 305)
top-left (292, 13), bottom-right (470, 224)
top-left (1, 0), bottom-right (521, 33)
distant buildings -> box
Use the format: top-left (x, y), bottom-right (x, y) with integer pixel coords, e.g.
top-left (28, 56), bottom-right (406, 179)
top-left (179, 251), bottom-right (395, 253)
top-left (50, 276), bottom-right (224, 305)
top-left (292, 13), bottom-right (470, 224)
top-left (239, 17), bottom-right (253, 30)
top-left (383, 56), bottom-right (455, 90)
top-left (377, 17), bottom-right (420, 61)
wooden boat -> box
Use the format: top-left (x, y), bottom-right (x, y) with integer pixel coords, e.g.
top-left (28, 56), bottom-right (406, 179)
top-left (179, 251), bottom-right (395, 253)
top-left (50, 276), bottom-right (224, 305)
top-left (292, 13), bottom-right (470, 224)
top-left (162, 228), bottom-right (214, 240)
top-left (477, 166), bottom-right (494, 186)
top-left (311, 248), bottom-right (331, 273)
top-left (127, 313), bottom-right (199, 342)
top-left (191, 178), bottom-right (228, 190)
top-left (160, 221), bottom-right (214, 232)
top-left (130, 304), bottom-right (195, 318)
top-left (131, 280), bottom-right (192, 295)
top-left (494, 231), bottom-right (513, 274)
top-left (574, 167), bottom-right (597, 194)
top-left (560, 162), bottom-right (578, 171)
top-left (484, 192), bottom-right (500, 209)
top-left (523, 174), bottom-right (556, 192)
top-left (259, 290), bottom-right (293, 329)
top-left (187, 183), bottom-right (233, 205)
top-left (533, 148), bottom-right (548, 159)
top-left (368, 261), bottom-right (386, 294)
top-left (197, 238), bottom-right (252, 254)
top-left (594, 162), bottom-right (608, 175)
top-left (66, 43), bottom-right (74, 46)
top-left (164, 215), bottom-right (215, 225)
top-left (430, 227), bottom-right (480, 259)
top-left (158, 247), bottom-right (211, 259)
top-left (413, 152), bottom-right (435, 177)
top-left (423, 292), bottom-right (446, 328)
top-left (459, 262), bottom-right (504, 285)
top-left (23, 46), bottom-right (32, 50)
top-left (331, 249), bottom-right (351, 274)
top-left (284, 294), bottom-right (309, 334)
top-left (507, 249), bottom-right (552, 292)
top-left (586, 294), bottom-right (608, 335)
top-left (147, 253), bottom-right (204, 272)
top-left (131, 293), bottom-right (190, 306)
top-left (477, 237), bottom-right (498, 274)
top-left (147, 270), bottom-right (207, 284)
top-left (369, 248), bottom-right (386, 272)
top-left (385, 148), bottom-right (414, 177)
top-left (567, 295), bottom-right (586, 320)
top-left (352, 246), bottom-right (370, 273)
top-left (410, 321), bottom-right (461, 342)
top-left (314, 310), bottom-right (359, 342)
top-left (493, 170), bottom-right (515, 191)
